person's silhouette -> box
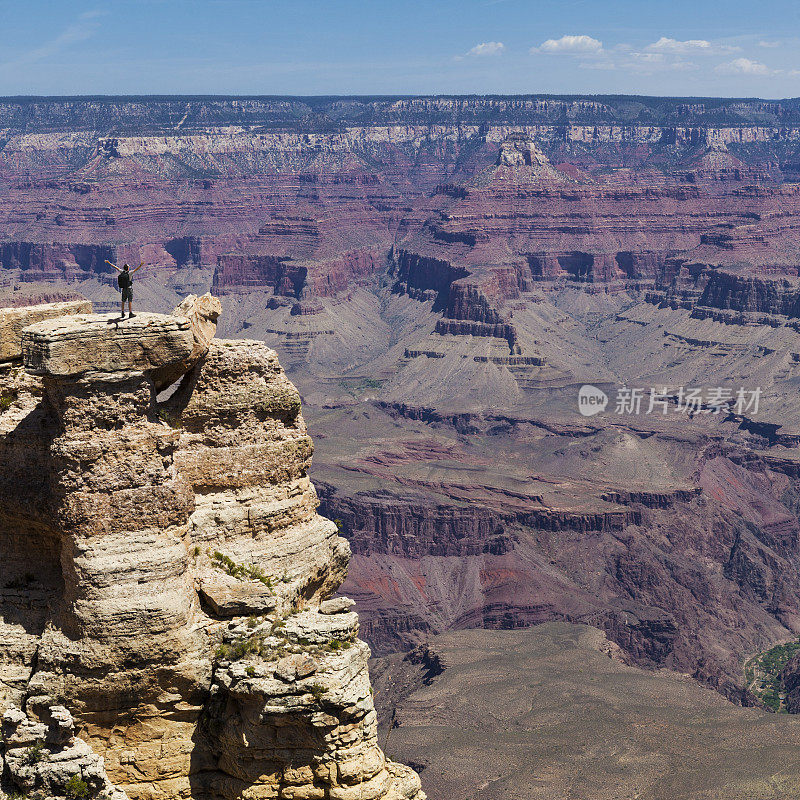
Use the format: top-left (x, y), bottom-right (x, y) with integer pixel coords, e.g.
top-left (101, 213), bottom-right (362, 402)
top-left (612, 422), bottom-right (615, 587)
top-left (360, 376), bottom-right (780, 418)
top-left (105, 260), bottom-right (144, 319)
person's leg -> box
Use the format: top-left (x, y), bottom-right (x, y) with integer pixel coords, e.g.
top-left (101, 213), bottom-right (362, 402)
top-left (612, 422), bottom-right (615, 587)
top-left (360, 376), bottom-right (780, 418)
top-left (120, 299), bottom-right (125, 319)
top-left (128, 300), bottom-right (135, 318)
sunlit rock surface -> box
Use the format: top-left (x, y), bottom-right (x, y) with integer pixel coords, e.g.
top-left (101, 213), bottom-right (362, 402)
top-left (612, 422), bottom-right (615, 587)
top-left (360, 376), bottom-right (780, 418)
top-left (0, 300), bottom-right (424, 800)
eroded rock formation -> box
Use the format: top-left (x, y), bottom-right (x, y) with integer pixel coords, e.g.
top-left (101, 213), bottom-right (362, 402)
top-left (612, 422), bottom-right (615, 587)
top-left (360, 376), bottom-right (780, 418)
top-left (0, 300), bottom-right (423, 800)
top-left (3, 705), bottom-right (127, 800)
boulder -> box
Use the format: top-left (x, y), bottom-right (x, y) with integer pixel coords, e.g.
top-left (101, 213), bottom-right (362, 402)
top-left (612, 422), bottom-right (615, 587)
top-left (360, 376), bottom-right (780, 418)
top-left (151, 292), bottom-right (222, 391)
top-left (198, 574), bottom-right (277, 617)
top-left (22, 312), bottom-right (194, 377)
top-left (320, 596), bottom-right (356, 615)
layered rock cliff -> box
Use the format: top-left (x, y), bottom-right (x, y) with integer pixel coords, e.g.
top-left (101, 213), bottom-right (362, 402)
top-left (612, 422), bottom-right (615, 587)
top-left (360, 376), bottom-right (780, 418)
top-left (0, 299), bottom-right (423, 800)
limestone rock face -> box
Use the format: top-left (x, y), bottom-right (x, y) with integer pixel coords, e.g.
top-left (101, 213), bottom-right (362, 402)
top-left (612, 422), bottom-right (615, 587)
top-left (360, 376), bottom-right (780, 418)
top-left (151, 293), bottom-right (222, 392)
top-left (0, 300), bottom-right (424, 800)
top-left (2, 705), bottom-right (128, 800)
top-left (0, 299), bottom-right (92, 722)
top-left (208, 608), bottom-right (423, 800)
top-left (0, 300), bottom-right (92, 362)
top-left (22, 312), bottom-right (195, 376)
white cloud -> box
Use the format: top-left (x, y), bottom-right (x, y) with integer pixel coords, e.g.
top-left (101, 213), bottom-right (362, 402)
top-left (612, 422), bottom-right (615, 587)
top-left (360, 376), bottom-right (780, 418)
top-left (714, 57), bottom-right (776, 76)
top-left (466, 41), bottom-right (505, 57)
top-left (646, 37), bottom-right (738, 55)
top-left (759, 40), bottom-right (781, 48)
top-left (668, 60), bottom-right (700, 72)
top-left (533, 35), bottom-right (603, 55)
top-left (580, 61), bottom-right (617, 71)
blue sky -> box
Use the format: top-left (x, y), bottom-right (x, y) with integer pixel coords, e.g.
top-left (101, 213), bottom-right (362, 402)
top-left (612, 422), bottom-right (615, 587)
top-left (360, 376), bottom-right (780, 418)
top-left (2, 0), bottom-right (800, 97)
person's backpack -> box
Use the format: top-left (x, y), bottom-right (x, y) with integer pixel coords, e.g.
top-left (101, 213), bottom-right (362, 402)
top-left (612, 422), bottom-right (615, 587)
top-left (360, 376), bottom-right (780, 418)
top-left (117, 271), bottom-right (132, 291)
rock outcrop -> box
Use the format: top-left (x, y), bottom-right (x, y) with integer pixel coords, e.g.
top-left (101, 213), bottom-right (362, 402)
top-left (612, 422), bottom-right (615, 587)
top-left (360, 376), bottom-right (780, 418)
top-left (2, 705), bottom-right (127, 800)
top-left (0, 300), bottom-right (424, 800)
top-left (22, 312), bottom-right (195, 375)
top-left (0, 300), bottom-right (91, 362)
top-left (488, 132), bottom-right (567, 184)
top-left (151, 293), bottom-right (222, 391)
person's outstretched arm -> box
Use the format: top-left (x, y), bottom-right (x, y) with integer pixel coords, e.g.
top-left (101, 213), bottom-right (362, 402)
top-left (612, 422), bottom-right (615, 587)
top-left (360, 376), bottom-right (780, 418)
top-left (105, 259), bottom-right (122, 272)
top-left (131, 261), bottom-right (145, 274)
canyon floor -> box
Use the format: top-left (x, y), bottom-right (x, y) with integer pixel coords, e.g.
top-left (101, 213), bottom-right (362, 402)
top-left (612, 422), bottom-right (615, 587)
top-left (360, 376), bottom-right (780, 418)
top-left (372, 623), bottom-right (800, 800)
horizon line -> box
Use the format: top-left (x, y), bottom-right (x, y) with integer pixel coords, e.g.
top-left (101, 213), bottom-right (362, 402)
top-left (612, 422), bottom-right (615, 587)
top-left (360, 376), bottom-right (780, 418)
top-left (0, 92), bottom-right (797, 102)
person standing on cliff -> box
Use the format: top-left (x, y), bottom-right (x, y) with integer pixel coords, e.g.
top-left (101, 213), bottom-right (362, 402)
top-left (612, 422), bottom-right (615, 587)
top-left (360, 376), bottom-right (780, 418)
top-left (105, 260), bottom-right (144, 319)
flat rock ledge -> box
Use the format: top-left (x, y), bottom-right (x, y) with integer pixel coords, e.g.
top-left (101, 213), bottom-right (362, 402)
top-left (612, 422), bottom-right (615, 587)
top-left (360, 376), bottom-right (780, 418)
top-left (0, 300), bottom-right (92, 362)
top-left (22, 312), bottom-right (195, 377)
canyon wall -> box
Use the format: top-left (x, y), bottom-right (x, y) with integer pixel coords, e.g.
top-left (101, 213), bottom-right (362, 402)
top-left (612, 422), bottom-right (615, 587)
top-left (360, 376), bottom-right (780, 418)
top-left (5, 94), bottom-right (800, 130)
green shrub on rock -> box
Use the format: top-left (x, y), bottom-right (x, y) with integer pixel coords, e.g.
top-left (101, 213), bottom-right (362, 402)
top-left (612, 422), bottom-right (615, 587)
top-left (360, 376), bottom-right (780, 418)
top-left (65, 774), bottom-right (89, 799)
